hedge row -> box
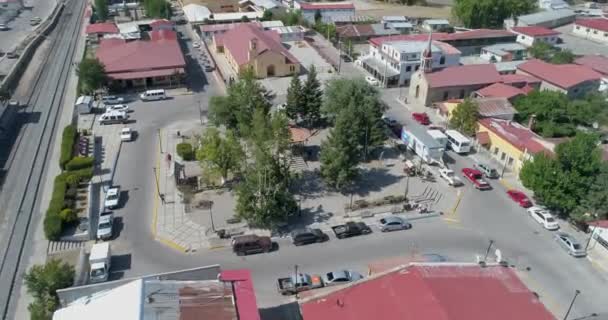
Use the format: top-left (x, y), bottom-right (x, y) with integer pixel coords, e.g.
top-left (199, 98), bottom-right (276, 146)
top-left (65, 156), bottom-right (94, 171)
top-left (176, 142), bottom-right (195, 161)
top-left (59, 125), bottom-right (77, 170)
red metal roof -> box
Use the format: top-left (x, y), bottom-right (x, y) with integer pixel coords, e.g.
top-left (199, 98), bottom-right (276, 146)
top-left (478, 118), bottom-right (550, 154)
top-left (511, 26), bottom-right (560, 37)
top-left (500, 73), bottom-right (541, 86)
top-left (85, 22), bottom-right (119, 34)
top-left (589, 220), bottom-right (608, 228)
top-left (369, 29), bottom-right (514, 47)
top-left (298, 1), bottom-right (354, 10)
top-left (575, 18), bottom-right (608, 32)
top-left (214, 23), bottom-right (298, 66)
top-left (476, 83), bottom-right (526, 100)
top-left (219, 270), bottom-right (261, 320)
top-left (425, 64), bottom-right (500, 88)
top-left (575, 55), bottom-right (608, 76)
top-left (150, 19), bottom-right (174, 30)
top-left (517, 59), bottom-right (601, 90)
top-left (97, 30), bottom-right (186, 75)
top-left (300, 264), bottom-right (554, 320)
top-left (108, 68), bottom-right (185, 80)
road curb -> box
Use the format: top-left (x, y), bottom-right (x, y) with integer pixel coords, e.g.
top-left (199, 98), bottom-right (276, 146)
top-left (151, 132), bottom-right (161, 237)
top-left (209, 245), bottom-right (227, 250)
top-left (498, 179), bottom-right (514, 190)
top-left (157, 236), bottom-right (188, 252)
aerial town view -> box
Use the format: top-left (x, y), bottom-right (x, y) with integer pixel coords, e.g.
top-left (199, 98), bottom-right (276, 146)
top-left (1, 0), bottom-right (608, 318)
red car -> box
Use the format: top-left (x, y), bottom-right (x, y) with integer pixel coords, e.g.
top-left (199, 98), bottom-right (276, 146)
top-left (461, 168), bottom-right (491, 190)
top-left (412, 112), bottom-right (430, 125)
top-left (507, 189), bottom-right (532, 208)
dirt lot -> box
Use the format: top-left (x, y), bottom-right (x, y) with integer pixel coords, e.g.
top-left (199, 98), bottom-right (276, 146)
top-left (351, 0), bottom-right (452, 19)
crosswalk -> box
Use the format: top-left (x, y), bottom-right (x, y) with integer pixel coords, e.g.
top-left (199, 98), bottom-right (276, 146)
top-left (47, 240), bottom-right (85, 254)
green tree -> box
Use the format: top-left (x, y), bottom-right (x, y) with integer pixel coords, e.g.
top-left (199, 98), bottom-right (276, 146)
top-left (449, 98), bottom-right (478, 136)
top-left (241, 15), bottom-right (250, 22)
top-left (94, 0), bottom-right (109, 21)
top-left (301, 65), bottom-right (322, 127)
top-left (197, 128), bottom-right (245, 184)
top-left (550, 49), bottom-right (575, 64)
top-left (77, 58), bottom-right (106, 94)
top-left (320, 110), bottom-right (360, 189)
top-left (261, 9), bottom-right (273, 21)
top-left (208, 69), bottom-right (272, 136)
top-left (576, 163), bottom-right (608, 221)
top-left (453, 0), bottom-right (535, 28)
top-left (513, 90), bottom-right (576, 137)
top-left (143, 0), bottom-right (171, 18)
top-left (285, 73), bottom-right (303, 121)
top-left (314, 9), bottom-right (322, 23)
top-left (527, 41), bottom-right (553, 60)
top-left (25, 259), bottom-right (75, 320)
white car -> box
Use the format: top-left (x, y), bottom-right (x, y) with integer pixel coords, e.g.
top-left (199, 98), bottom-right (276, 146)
top-left (107, 104), bottom-right (129, 112)
top-left (120, 128), bottom-right (133, 141)
top-left (365, 76), bottom-right (379, 86)
top-left (322, 270), bottom-right (364, 286)
top-left (97, 212), bottom-right (114, 240)
top-left (192, 42), bottom-right (201, 48)
top-left (439, 168), bottom-right (463, 186)
top-left (104, 187), bottom-right (120, 209)
top-left (527, 206), bottom-right (559, 230)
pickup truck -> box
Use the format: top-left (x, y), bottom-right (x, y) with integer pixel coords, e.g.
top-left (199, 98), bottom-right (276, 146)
top-left (332, 221), bottom-right (372, 239)
top-left (438, 168), bottom-right (463, 186)
top-left (462, 168), bottom-right (492, 190)
top-left (277, 273), bottom-right (324, 295)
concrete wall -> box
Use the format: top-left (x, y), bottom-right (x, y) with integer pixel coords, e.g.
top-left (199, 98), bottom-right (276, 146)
top-left (300, 8), bottom-right (355, 23)
top-left (572, 23), bottom-right (608, 44)
top-left (249, 50), bottom-right (300, 78)
top-left (515, 33), bottom-right (559, 47)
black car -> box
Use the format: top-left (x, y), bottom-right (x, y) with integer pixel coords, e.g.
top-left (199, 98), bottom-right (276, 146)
top-left (291, 228), bottom-right (329, 246)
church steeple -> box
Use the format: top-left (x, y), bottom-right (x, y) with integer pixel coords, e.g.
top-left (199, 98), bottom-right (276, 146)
top-left (421, 31), bottom-right (433, 73)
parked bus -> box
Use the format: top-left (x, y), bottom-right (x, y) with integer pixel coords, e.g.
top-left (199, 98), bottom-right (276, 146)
top-left (445, 129), bottom-right (471, 154)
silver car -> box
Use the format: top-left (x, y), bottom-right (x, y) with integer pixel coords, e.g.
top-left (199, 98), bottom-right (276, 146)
top-left (97, 212), bottom-right (114, 240)
top-left (379, 216), bottom-right (412, 232)
top-left (323, 270), bottom-right (364, 286)
top-left (554, 232), bottom-right (586, 257)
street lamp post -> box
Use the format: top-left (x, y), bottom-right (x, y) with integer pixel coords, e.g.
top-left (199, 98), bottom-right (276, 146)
top-left (564, 290), bottom-right (581, 320)
top-left (483, 239), bottom-right (494, 261)
top-left (584, 224), bottom-right (598, 252)
top-left (294, 264), bottom-right (299, 299)
top-left (152, 167), bottom-right (161, 198)
top-left (158, 129), bottom-right (163, 153)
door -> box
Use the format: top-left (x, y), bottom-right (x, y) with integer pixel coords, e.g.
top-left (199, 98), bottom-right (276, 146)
top-left (267, 65), bottom-right (275, 77)
top-left (415, 85), bottom-right (420, 98)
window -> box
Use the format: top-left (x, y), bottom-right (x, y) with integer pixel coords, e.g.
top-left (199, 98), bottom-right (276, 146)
top-left (587, 28), bottom-right (590, 32)
top-left (594, 30), bottom-right (598, 34)
top-left (289, 65), bottom-right (295, 72)
top-left (439, 56), bottom-right (445, 65)
top-left (605, 33), bottom-right (608, 37)
top-left (459, 89), bottom-right (465, 99)
top-left (406, 65), bottom-right (411, 72)
top-left (443, 91), bottom-right (449, 100)
top-left (576, 26), bottom-right (580, 30)
top-left (519, 35), bottom-right (525, 40)
top-left (415, 65), bottom-right (420, 71)
top-left (508, 157), bottom-right (514, 166)
top-left (493, 147), bottom-right (499, 155)
top-left (501, 152), bottom-right (506, 160)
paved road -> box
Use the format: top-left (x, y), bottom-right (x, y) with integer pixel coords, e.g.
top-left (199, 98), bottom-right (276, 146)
top-left (0, 0), bottom-right (85, 318)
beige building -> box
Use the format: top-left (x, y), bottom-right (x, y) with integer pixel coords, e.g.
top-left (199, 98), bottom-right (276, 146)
top-left (214, 23), bottom-right (300, 78)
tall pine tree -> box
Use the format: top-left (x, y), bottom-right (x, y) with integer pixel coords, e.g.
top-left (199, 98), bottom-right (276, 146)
top-left (320, 110), bottom-right (360, 189)
top-left (302, 65), bottom-right (322, 128)
top-left (285, 73), bottom-right (303, 122)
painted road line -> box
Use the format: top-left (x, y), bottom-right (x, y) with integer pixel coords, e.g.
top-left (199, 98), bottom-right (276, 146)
top-left (158, 236), bottom-right (188, 252)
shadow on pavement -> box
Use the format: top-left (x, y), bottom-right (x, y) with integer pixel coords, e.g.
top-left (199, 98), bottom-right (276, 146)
top-left (259, 301), bottom-right (302, 320)
top-left (108, 253), bottom-right (132, 281)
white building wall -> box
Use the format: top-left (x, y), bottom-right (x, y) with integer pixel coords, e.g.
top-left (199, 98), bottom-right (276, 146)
top-left (572, 24), bottom-right (608, 44)
top-left (514, 33), bottom-right (560, 46)
top-left (300, 8), bottom-right (355, 23)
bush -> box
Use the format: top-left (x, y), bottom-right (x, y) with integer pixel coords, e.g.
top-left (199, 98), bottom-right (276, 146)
top-left (71, 167), bottom-right (94, 182)
top-left (43, 212), bottom-right (62, 240)
top-left (65, 156), bottom-right (94, 171)
top-left (65, 186), bottom-right (78, 199)
top-left (59, 209), bottom-right (77, 223)
top-left (59, 125), bottom-right (77, 170)
top-left (176, 142), bottom-right (195, 161)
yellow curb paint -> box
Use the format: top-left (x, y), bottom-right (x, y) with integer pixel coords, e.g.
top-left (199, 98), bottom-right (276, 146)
top-left (443, 218), bottom-right (460, 223)
top-left (151, 131), bottom-right (161, 237)
top-left (450, 190), bottom-right (464, 215)
top-left (499, 179), bottom-right (514, 190)
top-left (158, 236), bottom-right (188, 252)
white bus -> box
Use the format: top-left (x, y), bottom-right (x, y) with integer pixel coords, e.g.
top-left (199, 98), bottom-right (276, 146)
top-left (445, 129), bottom-right (471, 154)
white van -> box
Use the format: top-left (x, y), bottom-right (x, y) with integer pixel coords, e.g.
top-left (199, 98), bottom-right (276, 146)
top-left (140, 89), bottom-right (167, 101)
top-left (98, 111), bottom-right (128, 125)
top-left (445, 129), bottom-right (471, 154)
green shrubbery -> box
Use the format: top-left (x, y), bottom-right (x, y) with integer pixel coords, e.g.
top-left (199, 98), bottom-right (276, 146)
top-left (59, 125), bottom-right (77, 170)
top-left (65, 156), bottom-right (94, 171)
top-left (176, 142), bottom-right (195, 161)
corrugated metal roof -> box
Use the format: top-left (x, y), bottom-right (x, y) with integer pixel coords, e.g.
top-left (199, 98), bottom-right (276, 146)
top-left (517, 59), bottom-right (601, 89)
top-left (517, 9), bottom-right (575, 25)
top-left (475, 97), bottom-right (518, 117)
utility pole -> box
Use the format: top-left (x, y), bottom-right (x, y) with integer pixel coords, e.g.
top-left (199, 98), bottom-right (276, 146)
top-left (564, 290), bottom-right (581, 320)
top-left (584, 224), bottom-right (597, 252)
top-left (337, 36), bottom-right (342, 74)
top-left (152, 167), bottom-right (161, 198)
top-left (483, 239), bottom-right (494, 261)
top-left (404, 175), bottom-right (410, 199)
top-left (294, 264), bottom-right (299, 299)
top-left (383, 33), bottom-right (392, 88)
top-left (158, 129), bottom-right (163, 153)
top-left (198, 99), bottom-right (204, 125)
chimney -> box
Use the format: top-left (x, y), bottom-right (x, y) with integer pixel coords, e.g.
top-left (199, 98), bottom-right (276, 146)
top-left (248, 38), bottom-right (258, 61)
top-left (527, 114), bottom-right (536, 129)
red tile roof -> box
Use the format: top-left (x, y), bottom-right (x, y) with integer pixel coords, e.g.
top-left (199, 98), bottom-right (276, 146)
top-left (476, 83), bottom-right (526, 100)
top-left (219, 270), bottom-right (261, 320)
top-left (300, 264), bottom-right (554, 320)
top-left (109, 68), bottom-right (185, 80)
top-left (214, 23), bottom-right (298, 66)
top-left (478, 118), bottom-right (551, 154)
top-left (589, 220), bottom-right (608, 228)
top-left (500, 73), bottom-right (541, 86)
top-left (575, 18), bottom-right (608, 32)
top-left (575, 55), bottom-right (608, 76)
top-left (298, 1), bottom-right (354, 10)
top-left (425, 64), bottom-right (500, 88)
top-left (150, 19), bottom-right (174, 30)
top-left (517, 59), bottom-right (601, 90)
top-left (97, 30), bottom-right (186, 77)
top-left (85, 22), bottom-right (118, 34)
top-left (511, 26), bottom-right (560, 37)
top-left (475, 97), bottom-right (518, 117)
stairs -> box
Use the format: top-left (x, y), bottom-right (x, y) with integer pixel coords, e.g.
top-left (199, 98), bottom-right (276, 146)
top-left (289, 155), bottom-right (307, 172)
top-left (47, 241), bottom-right (85, 255)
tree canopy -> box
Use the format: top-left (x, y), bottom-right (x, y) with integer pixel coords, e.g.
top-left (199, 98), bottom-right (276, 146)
top-left (197, 128), bottom-right (245, 185)
top-left (285, 73), bottom-right (303, 121)
top-left (452, 0), bottom-right (535, 28)
top-left (320, 110), bottom-right (361, 189)
top-left (261, 9), bottom-right (273, 21)
top-left (94, 0), bottom-right (108, 21)
top-left (550, 49), bottom-right (575, 64)
top-left (301, 65), bottom-right (322, 127)
top-left (25, 259), bottom-right (74, 320)
top-left (449, 98), bottom-right (478, 136)
top-left (77, 58), bottom-right (106, 94)
top-left (143, 0), bottom-right (171, 19)
top-left (528, 42), bottom-right (575, 64)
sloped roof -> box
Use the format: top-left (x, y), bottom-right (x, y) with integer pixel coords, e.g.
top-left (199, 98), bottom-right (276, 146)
top-left (214, 23), bottom-right (298, 66)
top-left (183, 4), bottom-right (211, 23)
top-left (476, 83), bottom-right (526, 100)
top-left (369, 29), bottom-right (514, 47)
top-left (511, 26), bottom-right (560, 37)
top-left (300, 264), bottom-right (554, 320)
top-left (500, 73), bottom-right (541, 86)
top-left (575, 18), bottom-right (608, 32)
top-left (475, 97), bottom-right (518, 117)
top-left (298, 1), bottom-right (354, 10)
top-left (517, 59), bottom-right (601, 90)
top-left (425, 64), bottom-right (500, 88)
top-left (575, 55), bottom-right (608, 76)
top-left (85, 22), bottom-right (119, 34)
top-left (478, 118), bottom-right (551, 154)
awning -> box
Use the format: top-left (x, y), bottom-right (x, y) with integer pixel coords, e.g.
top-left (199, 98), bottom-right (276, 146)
top-left (108, 68), bottom-right (185, 80)
top-left (361, 57), bottom-right (399, 77)
top-left (476, 131), bottom-right (490, 145)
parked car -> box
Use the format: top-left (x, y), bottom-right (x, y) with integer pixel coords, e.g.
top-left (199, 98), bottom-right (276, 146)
top-left (322, 270), bottom-right (364, 286)
top-left (365, 76), bottom-right (379, 86)
top-left (340, 54), bottom-right (352, 62)
top-left (192, 42), bottom-right (201, 48)
top-left (379, 216), bottom-right (412, 232)
top-left (231, 234), bottom-right (272, 256)
top-left (507, 189), bottom-right (532, 208)
top-left (102, 95), bottom-right (125, 105)
top-left (98, 111), bottom-right (129, 125)
top-left (104, 187), bottom-right (120, 209)
top-left (120, 128), bottom-right (133, 142)
top-left (106, 104), bottom-right (129, 112)
top-left (527, 206), bottom-right (559, 230)
top-left (462, 168), bottom-right (491, 190)
top-left (0, 24), bottom-right (8, 31)
top-left (412, 112), bottom-right (430, 125)
top-left (473, 162), bottom-right (499, 179)
top-left (97, 212), bottom-right (114, 240)
top-left (277, 273), bottom-right (324, 295)
top-left (6, 52), bottom-right (18, 59)
top-left (439, 168), bottom-right (463, 186)
top-left (204, 65), bottom-right (215, 72)
top-left (381, 115), bottom-right (397, 127)
top-left (554, 232), bottom-right (586, 257)
top-left (291, 228), bottom-right (329, 246)
top-left (332, 222), bottom-right (371, 239)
